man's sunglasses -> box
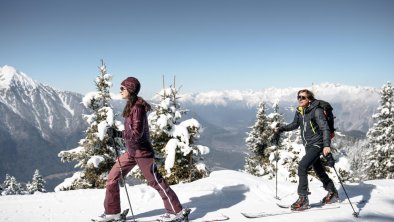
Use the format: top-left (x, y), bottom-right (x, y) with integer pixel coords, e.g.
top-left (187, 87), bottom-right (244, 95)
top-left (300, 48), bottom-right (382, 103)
top-left (297, 95), bottom-right (308, 101)
top-left (120, 87), bottom-right (126, 91)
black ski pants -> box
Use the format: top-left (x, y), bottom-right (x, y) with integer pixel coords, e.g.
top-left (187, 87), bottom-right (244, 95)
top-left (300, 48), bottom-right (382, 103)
top-left (297, 144), bottom-right (335, 196)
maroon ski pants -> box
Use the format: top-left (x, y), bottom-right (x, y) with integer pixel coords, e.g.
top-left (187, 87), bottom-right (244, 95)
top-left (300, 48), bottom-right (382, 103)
top-left (104, 152), bottom-right (183, 214)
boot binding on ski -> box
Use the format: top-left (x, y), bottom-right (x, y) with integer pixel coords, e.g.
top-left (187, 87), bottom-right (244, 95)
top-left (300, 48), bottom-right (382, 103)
top-left (160, 208), bottom-right (191, 222)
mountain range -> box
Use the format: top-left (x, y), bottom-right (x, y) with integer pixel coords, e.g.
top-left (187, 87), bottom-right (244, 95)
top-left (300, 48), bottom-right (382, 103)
top-left (0, 65), bottom-right (89, 189)
top-left (0, 65), bottom-right (381, 190)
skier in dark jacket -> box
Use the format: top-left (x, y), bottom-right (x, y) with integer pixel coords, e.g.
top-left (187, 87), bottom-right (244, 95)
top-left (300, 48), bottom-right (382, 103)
top-left (275, 89), bottom-right (338, 211)
top-left (95, 77), bottom-right (185, 222)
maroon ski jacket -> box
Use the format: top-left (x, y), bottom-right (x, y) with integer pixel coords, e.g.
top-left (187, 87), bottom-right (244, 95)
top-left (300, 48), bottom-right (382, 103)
top-left (123, 99), bottom-right (154, 158)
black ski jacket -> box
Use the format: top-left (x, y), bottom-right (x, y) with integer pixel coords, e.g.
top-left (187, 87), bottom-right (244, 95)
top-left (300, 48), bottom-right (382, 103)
top-left (278, 100), bottom-right (331, 148)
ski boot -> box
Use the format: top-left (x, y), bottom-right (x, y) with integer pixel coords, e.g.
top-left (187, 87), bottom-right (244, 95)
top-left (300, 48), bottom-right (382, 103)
top-left (92, 213), bottom-right (121, 222)
top-left (290, 195), bottom-right (309, 211)
top-left (92, 209), bottom-right (128, 222)
top-left (160, 208), bottom-right (191, 222)
top-left (322, 190), bottom-right (339, 204)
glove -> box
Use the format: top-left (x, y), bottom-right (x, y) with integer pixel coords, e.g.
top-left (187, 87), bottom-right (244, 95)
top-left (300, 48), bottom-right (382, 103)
top-left (107, 126), bottom-right (122, 138)
top-left (274, 125), bottom-right (284, 134)
top-left (323, 153), bottom-right (336, 167)
top-left (271, 133), bottom-right (280, 145)
top-left (256, 143), bottom-right (267, 155)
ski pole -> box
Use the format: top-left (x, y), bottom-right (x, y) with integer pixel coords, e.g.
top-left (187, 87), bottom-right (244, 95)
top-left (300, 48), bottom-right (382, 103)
top-left (327, 154), bottom-right (359, 218)
top-left (275, 151), bottom-right (279, 200)
top-left (272, 132), bottom-right (280, 200)
top-left (111, 137), bottom-right (136, 222)
top-left (275, 153), bottom-right (280, 200)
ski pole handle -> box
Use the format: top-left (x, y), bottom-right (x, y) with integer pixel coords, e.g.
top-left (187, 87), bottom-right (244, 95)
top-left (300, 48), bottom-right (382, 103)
top-left (325, 153), bottom-right (335, 167)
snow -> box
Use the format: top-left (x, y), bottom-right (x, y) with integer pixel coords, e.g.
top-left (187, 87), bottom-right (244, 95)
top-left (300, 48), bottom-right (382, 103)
top-left (53, 172), bottom-right (83, 192)
top-left (157, 114), bottom-right (171, 129)
top-left (58, 146), bottom-right (84, 155)
top-left (0, 65), bottom-right (38, 90)
top-left (87, 155), bottom-right (105, 168)
top-left (1, 170), bottom-right (393, 222)
top-left (196, 145), bottom-right (210, 155)
top-left (164, 138), bottom-right (179, 173)
top-left (59, 94), bottom-right (75, 116)
top-left (169, 124), bottom-right (190, 144)
top-left (82, 92), bottom-right (99, 108)
top-left (180, 118), bottom-right (200, 130)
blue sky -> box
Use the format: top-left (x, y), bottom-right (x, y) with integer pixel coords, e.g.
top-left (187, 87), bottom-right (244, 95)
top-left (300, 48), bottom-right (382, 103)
top-left (1, 0), bottom-right (393, 97)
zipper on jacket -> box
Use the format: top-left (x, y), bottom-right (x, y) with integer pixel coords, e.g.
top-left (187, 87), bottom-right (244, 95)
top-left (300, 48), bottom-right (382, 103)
top-left (302, 114), bottom-right (307, 146)
top-left (310, 121), bottom-right (316, 134)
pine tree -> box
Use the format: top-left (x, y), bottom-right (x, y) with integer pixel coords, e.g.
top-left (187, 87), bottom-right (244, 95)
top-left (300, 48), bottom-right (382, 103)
top-left (56, 61), bottom-right (122, 190)
top-left (364, 82), bottom-right (394, 179)
top-left (146, 79), bottom-right (210, 184)
top-left (26, 169), bottom-right (46, 194)
top-left (2, 174), bottom-right (23, 195)
top-left (277, 130), bottom-right (303, 183)
top-left (261, 102), bottom-right (287, 180)
top-left (244, 102), bottom-right (286, 178)
top-left (345, 137), bottom-right (368, 181)
top-left (244, 102), bottom-right (271, 176)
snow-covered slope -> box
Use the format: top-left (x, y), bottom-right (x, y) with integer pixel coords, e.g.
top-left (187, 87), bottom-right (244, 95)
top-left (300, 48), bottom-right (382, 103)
top-left (0, 170), bottom-right (393, 221)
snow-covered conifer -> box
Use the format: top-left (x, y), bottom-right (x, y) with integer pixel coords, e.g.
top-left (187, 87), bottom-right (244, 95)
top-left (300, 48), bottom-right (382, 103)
top-left (261, 102), bottom-right (287, 180)
top-left (26, 169), bottom-right (46, 194)
top-left (364, 82), bottom-right (394, 179)
top-left (56, 61), bottom-right (123, 190)
top-left (244, 102), bottom-right (287, 178)
top-left (244, 102), bottom-right (272, 176)
top-left (146, 80), bottom-right (209, 184)
top-left (2, 174), bottom-right (23, 195)
top-left (275, 129), bottom-right (303, 183)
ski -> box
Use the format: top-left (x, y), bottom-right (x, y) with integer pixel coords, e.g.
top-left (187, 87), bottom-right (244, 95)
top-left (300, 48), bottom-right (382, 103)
top-left (129, 214), bottom-right (229, 222)
top-left (125, 209), bottom-right (229, 222)
top-left (241, 204), bottom-right (340, 218)
top-left (276, 202), bottom-right (327, 209)
top-left (276, 199), bottom-right (367, 209)
top-left (132, 216), bottom-right (229, 222)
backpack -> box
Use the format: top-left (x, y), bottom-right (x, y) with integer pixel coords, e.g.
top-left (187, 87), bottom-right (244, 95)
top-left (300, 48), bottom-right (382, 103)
top-left (314, 100), bottom-right (336, 139)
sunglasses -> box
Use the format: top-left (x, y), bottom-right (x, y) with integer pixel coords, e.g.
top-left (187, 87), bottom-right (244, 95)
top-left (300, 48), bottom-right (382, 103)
top-left (120, 86), bottom-right (126, 91)
top-left (297, 95), bottom-right (308, 101)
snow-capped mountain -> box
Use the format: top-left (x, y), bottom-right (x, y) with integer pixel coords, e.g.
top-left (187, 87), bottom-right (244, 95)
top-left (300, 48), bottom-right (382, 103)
top-left (0, 65), bottom-right (86, 139)
top-left (0, 65), bottom-right (88, 188)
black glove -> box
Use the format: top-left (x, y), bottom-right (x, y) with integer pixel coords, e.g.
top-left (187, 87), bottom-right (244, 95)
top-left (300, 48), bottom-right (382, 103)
top-left (107, 126), bottom-right (122, 138)
top-left (256, 143), bottom-right (267, 155)
top-left (276, 126), bottom-right (284, 134)
top-left (323, 153), bottom-right (336, 167)
top-left (271, 133), bottom-right (280, 145)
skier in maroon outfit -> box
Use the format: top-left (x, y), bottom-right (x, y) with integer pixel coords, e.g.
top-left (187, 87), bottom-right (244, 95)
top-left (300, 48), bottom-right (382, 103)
top-left (95, 77), bottom-right (185, 222)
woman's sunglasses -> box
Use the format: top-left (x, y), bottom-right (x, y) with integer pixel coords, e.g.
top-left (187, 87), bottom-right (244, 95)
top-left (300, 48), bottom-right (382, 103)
top-left (297, 95), bottom-right (307, 101)
top-left (120, 87), bottom-right (126, 91)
